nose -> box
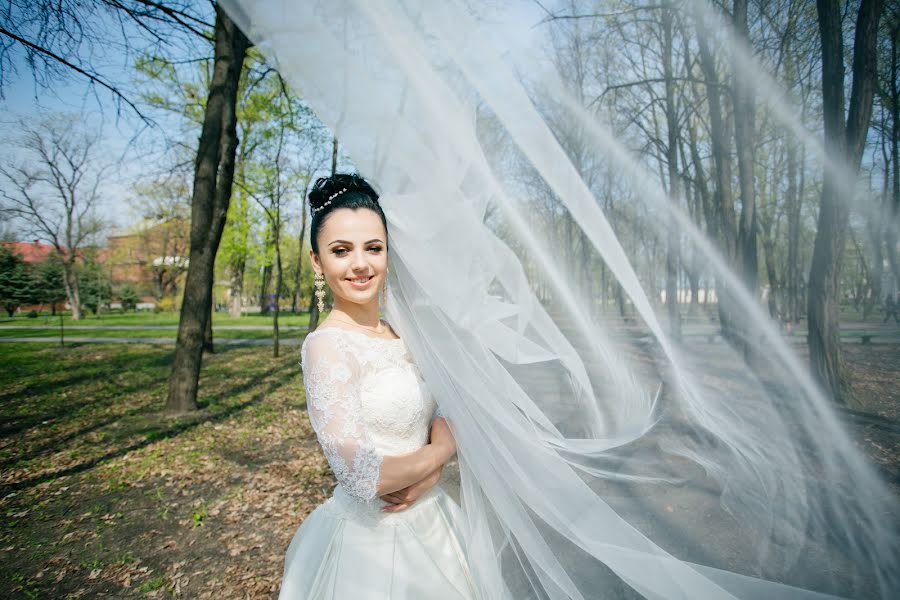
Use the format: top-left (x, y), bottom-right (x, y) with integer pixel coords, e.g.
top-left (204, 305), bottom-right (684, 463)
top-left (350, 247), bottom-right (369, 271)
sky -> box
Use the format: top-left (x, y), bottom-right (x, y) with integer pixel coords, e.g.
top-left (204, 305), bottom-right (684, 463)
top-left (0, 2), bottom-right (214, 239)
top-left (2, 74), bottom-right (155, 232)
top-left (0, 1), bottom-right (548, 243)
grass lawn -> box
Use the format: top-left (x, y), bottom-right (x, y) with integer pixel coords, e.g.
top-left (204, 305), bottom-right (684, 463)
top-left (0, 328), bottom-right (306, 341)
top-left (0, 310), bottom-right (314, 328)
top-left (0, 342), bottom-right (333, 599)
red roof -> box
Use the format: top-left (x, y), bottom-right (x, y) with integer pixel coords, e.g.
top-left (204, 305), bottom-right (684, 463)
top-left (2, 241), bottom-right (57, 263)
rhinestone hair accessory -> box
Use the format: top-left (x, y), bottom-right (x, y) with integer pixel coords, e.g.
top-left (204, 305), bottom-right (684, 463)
top-left (312, 187), bottom-right (348, 215)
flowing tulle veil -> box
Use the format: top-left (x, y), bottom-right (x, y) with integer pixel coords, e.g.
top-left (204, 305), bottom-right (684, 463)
top-left (220, 1), bottom-right (899, 598)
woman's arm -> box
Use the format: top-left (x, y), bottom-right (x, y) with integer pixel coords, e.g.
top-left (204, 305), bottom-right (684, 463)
top-left (379, 416), bottom-right (457, 509)
top-left (376, 431), bottom-right (455, 496)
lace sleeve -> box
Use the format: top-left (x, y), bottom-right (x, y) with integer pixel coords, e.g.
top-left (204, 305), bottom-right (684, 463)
top-left (301, 332), bottom-right (383, 500)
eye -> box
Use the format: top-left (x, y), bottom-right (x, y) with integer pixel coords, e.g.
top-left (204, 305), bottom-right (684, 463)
top-left (368, 246), bottom-right (383, 252)
top-left (333, 248), bottom-right (348, 256)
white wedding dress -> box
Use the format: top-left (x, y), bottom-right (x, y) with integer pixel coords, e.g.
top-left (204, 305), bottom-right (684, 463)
top-left (279, 323), bottom-right (479, 599)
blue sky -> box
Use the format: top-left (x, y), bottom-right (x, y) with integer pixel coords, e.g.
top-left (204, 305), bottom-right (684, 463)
top-left (0, 1), bottom-right (547, 241)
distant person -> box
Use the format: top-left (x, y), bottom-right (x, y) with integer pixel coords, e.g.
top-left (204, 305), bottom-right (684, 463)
top-left (884, 293), bottom-right (899, 324)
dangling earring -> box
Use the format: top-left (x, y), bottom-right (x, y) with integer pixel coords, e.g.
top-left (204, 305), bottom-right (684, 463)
top-left (380, 268), bottom-right (389, 309)
top-left (314, 272), bottom-right (326, 312)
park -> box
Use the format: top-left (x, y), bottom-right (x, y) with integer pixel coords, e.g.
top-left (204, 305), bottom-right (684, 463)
top-left (2, 0), bottom-right (900, 598)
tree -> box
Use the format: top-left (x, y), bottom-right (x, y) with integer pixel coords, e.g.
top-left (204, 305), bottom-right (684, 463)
top-left (117, 283), bottom-right (139, 311)
top-left (808, 0), bottom-right (884, 403)
top-left (661, 0), bottom-right (683, 340)
top-left (732, 0), bottom-right (759, 310)
top-left (79, 248), bottom-right (113, 316)
top-left (0, 116), bottom-right (107, 320)
top-left (31, 252), bottom-right (67, 314)
top-left (238, 87), bottom-right (324, 353)
top-left (127, 178), bottom-right (192, 303)
top-left (0, 246), bottom-right (34, 316)
top-left (166, 8), bottom-right (250, 412)
top-left (877, 5), bottom-right (900, 289)
top-left (0, 1), bottom-right (211, 123)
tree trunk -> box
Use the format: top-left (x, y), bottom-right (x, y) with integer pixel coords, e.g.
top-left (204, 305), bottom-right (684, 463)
top-left (273, 232), bottom-right (282, 358)
top-left (204, 302), bottom-right (214, 354)
top-left (61, 257), bottom-right (81, 321)
top-left (808, 0), bottom-right (883, 404)
top-left (763, 237), bottom-right (779, 318)
top-left (886, 23), bottom-right (900, 286)
top-left (868, 122), bottom-right (888, 315)
top-left (258, 262), bottom-right (272, 315)
top-left (662, 1), bottom-right (681, 340)
top-left (733, 0), bottom-right (758, 302)
top-left (166, 9), bottom-right (249, 413)
top-left (228, 260), bottom-right (244, 317)
top-left (693, 4), bottom-right (738, 339)
top-left (786, 138), bottom-right (802, 322)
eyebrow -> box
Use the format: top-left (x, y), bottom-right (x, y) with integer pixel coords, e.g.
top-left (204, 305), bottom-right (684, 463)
top-left (327, 238), bottom-right (384, 246)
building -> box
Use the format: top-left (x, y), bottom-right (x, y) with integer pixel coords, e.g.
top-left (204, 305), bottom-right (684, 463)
top-left (106, 217), bottom-right (190, 304)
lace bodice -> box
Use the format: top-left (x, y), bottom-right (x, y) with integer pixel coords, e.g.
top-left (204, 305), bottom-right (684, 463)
top-left (300, 325), bottom-right (445, 502)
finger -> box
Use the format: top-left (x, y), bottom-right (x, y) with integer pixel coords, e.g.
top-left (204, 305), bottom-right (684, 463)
top-left (381, 502), bottom-right (409, 513)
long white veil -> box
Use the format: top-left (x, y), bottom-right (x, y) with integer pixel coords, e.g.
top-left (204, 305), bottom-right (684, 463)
top-left (220, 1), bottom-right (899, 598)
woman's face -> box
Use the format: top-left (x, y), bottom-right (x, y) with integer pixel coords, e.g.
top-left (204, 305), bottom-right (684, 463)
top-left (311, 207), bottom-right (388, 308)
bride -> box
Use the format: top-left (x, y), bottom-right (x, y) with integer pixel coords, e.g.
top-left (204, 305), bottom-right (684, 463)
top-left (222, 1), bottom-right (899, 598)
top-left (282, 172), bottom-right (478, 599)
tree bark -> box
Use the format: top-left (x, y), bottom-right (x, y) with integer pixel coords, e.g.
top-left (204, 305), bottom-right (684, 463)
top-left (733, 0), bottom-right (758, 302)
top-left (808, 0), bottom-right (884, 404)
top-left (166, 9), bottom-right (249, 413)
top-left (228, 260), bottom-right (244, 317)
top-left (662, 1), bottom-right (681, 340)
top-left (258, 262), bottom-right (272, 314)
top-left (886, 22), bottom-right (900, 286)
top-left (693, 3), bottom-right (738, 340)
top-left (273, 231), bottom-right (282, 357)
top-left (60, 257), bottom-right (81, 321)
top-left (786, 137), bottom-right (802, 322)
top-left (203, 302), bottom-right (214, 354)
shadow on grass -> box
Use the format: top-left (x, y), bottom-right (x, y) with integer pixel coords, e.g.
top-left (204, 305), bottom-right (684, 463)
top-left (0, 345), bottom-right (301, 495)
top-left (0, 347), bottom-right (176, 437)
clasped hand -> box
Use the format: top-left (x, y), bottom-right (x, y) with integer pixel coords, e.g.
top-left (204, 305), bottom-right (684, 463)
top-left (380, 417), bottom-right (455, 513)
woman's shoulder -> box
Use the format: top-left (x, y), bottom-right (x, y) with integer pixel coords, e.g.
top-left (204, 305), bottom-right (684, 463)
top-left (301, 319), bottom-right (405, 364)
top-left (300, 326), bottom-right (355, 364)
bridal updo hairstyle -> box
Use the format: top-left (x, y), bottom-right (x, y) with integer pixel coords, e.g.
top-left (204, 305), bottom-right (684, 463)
top-left (308, 173), bottom-right (387, 254)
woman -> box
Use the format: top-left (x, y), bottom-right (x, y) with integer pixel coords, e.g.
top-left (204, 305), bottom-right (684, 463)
top-left (281, 173), bottom-right (478, 599)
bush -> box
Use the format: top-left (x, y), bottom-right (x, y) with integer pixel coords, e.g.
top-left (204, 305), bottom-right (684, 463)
top-left (117, 284), bottom-right (139, 311)
top-left (155, 296), bottom-right (177, 312)
top-left (27, 310), bottom-right (39, 318)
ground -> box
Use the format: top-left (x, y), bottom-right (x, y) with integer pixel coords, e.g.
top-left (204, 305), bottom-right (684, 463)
top-left (0, 312), bottom-right (898, 599)
top-left (0, 342), bottom-right (330, 599)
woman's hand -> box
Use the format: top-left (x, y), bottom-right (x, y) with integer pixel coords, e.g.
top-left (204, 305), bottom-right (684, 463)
top-left (380, 463), bottom-right (443, 512)
top-left (429, 416), bottom-right (457, 458)
top-left (380, 417), bottom-right (456, 512)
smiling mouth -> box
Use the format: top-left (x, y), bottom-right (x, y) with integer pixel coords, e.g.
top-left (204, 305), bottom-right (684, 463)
top-left (347, 275), bottom-right (374, 285)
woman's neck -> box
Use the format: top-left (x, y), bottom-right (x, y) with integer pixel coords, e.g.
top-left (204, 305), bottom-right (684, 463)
top-left (328, 299), bottom-right (382, 328)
